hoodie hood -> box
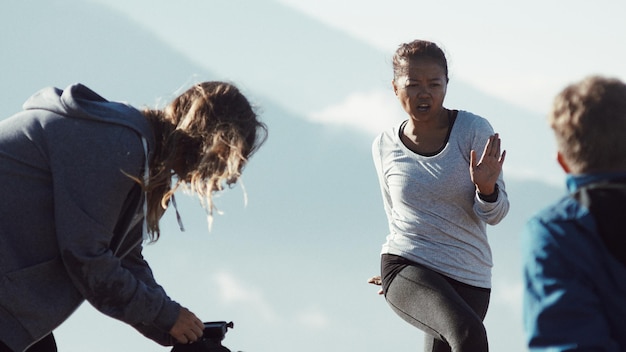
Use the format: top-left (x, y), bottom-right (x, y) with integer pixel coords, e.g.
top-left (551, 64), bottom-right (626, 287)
top-left (22, 83), bottom-right (155, 153)
top-left (22, 83), bottom-right (157, 241)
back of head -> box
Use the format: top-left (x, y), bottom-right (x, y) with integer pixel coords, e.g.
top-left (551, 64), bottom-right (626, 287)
top-left (144, 81), bottom-right (268, 238)
top-left (165, 81), bottom-right (266, 162)
top-left (550, 75), bottom-right (626, 173)
top-left (392, 39), bottom-right (449, 82)
top-left (164, 80), bottom-right (268, 200)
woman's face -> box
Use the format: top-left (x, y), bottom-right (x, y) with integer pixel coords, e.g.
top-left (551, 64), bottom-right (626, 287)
top-left (393, 59), bottom-right (448, 122)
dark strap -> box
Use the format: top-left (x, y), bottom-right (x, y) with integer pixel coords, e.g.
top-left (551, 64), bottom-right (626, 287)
top-left (573, 180), bottom-right (626, 267)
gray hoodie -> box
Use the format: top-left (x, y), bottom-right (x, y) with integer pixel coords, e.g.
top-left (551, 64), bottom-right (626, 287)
top-left (0, 84), bottom-right (180, 351)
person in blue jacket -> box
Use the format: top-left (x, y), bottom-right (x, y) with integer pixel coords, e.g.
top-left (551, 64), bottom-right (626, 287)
top-left (522, 75), bottom-right (626, 351)
top-left (0, 82), bottom-right (267, 352)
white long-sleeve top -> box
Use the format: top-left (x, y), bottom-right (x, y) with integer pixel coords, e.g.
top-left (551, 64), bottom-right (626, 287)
top-left (372, 110), bottom-right (509, 288)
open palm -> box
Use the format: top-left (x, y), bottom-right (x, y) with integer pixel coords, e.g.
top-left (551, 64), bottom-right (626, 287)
top-left (470, 133), bottom-right (506, 195)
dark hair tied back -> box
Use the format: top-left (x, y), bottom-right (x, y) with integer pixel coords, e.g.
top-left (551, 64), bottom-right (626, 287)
top-left (392, 40), bottom-right (449, 82)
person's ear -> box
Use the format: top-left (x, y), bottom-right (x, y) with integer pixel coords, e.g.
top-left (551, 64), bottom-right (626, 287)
top-left (557, 151), bottom-right (571, 173)
top-left (392, 80), bottom-right (398, 96)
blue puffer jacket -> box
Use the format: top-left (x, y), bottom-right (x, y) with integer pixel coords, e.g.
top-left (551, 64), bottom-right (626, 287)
top-left (0, 84), bottom-right (180, 352)
top-left (522, 173), bottom-right (626, 351)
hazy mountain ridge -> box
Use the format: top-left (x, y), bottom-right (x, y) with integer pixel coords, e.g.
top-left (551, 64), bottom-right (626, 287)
top-left (0, 0), bottom-right (210, 114)
top-left (85, 0), bottom-right (392, 114)
top-left (87, 0), bottom-right (563, 184)
top-left (0, 1), bottom-right (566, 351)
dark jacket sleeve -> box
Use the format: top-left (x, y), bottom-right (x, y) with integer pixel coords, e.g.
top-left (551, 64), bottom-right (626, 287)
top-left (122, 236), bottom-right (180, 345)
top-left (522, 213), bottom-right (620, 351)
top-left (46, 120), bottom-right (180, 337)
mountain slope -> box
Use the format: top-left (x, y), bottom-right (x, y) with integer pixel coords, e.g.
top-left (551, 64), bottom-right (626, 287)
top-left (0, 1), bottom-right (565, 351)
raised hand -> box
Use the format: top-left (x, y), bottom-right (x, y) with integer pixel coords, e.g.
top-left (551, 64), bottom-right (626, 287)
top-left (470, 133), bottom-right (506, 196)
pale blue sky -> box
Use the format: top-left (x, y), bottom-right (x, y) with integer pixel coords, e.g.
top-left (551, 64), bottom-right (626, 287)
top-left (276, 0), bottom-right (626, 114)
top-left (90, 0), bottom-right (626, 185)
top-left (275, 0), bottom-right (626, 186)
top-left (4, 1), bottom-right (623, 351)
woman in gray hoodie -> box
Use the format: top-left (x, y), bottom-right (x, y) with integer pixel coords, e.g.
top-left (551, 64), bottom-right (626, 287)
top-left (0, 82), bottom-right (267, 352)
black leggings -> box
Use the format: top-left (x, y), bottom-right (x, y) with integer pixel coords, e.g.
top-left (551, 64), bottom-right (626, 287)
top-left (384, 261), bottom-right (491, 352)
top-left (0, 334), bottom-right (57, 352)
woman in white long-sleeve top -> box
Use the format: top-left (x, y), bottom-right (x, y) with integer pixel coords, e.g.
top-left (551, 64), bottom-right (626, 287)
top-left (368, 39), bottom-right (509, 352)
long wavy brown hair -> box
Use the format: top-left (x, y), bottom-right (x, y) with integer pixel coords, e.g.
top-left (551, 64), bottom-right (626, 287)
top-left (141, 81), bottom-right (267, 241)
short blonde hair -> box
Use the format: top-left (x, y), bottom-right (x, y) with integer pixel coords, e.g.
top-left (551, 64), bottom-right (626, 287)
top-left (143, 81), bottom-right (267, 240)
top-left (549, 75), bottom-right (626, 173)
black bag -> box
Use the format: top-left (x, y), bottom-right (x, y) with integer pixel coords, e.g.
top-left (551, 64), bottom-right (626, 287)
top-left (171, 321), bottom-right (234, 352)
